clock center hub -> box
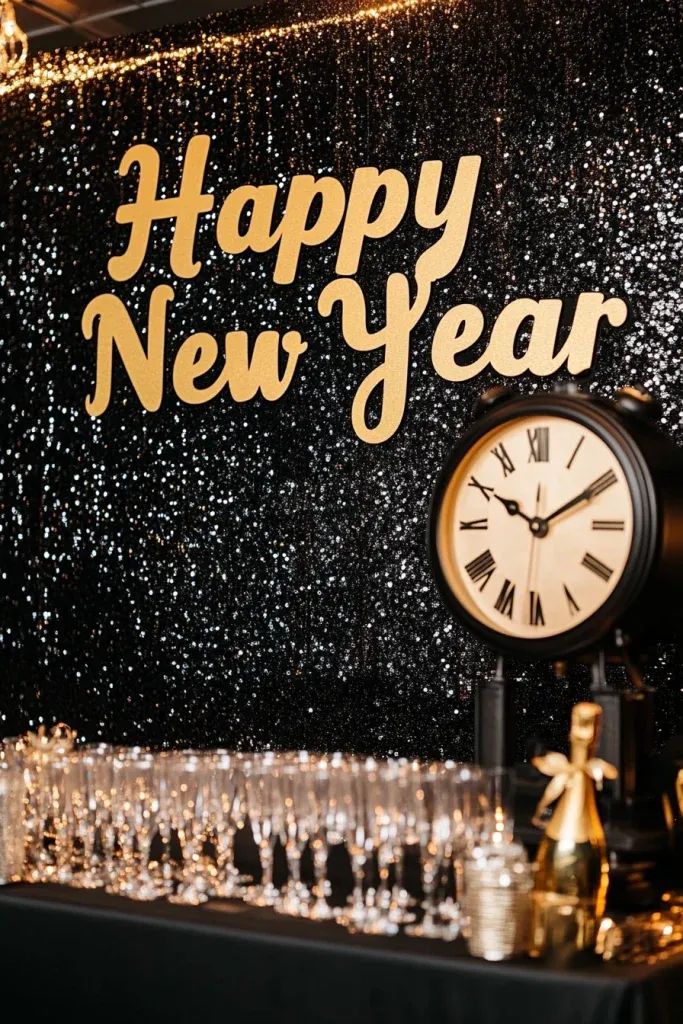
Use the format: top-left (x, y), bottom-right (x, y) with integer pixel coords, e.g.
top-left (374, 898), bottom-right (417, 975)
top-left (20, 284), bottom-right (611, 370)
top-left (530, 516), bottom-right (549, 538)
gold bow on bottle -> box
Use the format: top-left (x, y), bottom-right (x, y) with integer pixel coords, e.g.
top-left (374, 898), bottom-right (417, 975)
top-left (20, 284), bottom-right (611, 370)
top-left (532, 750), bottom-right (617, 829)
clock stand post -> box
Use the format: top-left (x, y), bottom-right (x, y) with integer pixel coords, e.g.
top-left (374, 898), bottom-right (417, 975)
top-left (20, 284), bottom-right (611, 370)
top-left (589, 648), bottom-right (654, 804)
top-left (474, 655), bottom-right (515, 768)
top-left (589, 645), bottom-right (672, 908)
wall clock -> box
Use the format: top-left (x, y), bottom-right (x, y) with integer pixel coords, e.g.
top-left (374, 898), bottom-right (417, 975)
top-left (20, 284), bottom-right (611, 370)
top-left (429, 384), bottom-right (683, 662)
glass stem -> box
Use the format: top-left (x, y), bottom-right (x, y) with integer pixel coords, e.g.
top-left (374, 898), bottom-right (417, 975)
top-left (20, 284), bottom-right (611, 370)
top-left (422, 856), bottom-right (438, 925)
top-left (138, 829), bottom-right (154, 881)
top-left (288, 846), bottom-right (301, 887)
top-left (260, 840), bottom-right (274, 890)
top-left (392, 844), bottom-right (406, 906)
top-left (157, 824), bottom-right (175, 884)
top-left (377, 845), bottom-right (392, 910)
top-left (104, 821), bottom-right (120, 883)
top-left (311, 836), bottom-right (329, 899)
top-left (54, 817), bottom-right (72, 882)
top-left (352, 853), bottom-right (366, 912)
top-left (225, 824), bottom-right (238, 877)
top-left (81, 817), bottom-right (97, 874)
top-left (215, 827), bottom-right (229, 877)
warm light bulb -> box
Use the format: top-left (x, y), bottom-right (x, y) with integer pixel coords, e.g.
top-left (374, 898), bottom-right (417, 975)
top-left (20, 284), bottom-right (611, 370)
top-left (0, 0), bottom-right (28, 74)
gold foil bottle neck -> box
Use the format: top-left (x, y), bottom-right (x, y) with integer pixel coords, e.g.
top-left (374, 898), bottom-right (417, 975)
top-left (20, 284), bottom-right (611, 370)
top-left (569, 701), bottom-right (602, 752)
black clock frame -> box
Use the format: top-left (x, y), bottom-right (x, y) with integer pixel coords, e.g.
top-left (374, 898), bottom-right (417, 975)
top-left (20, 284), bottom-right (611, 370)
top-left (428, 392), bottom-right (660, 660)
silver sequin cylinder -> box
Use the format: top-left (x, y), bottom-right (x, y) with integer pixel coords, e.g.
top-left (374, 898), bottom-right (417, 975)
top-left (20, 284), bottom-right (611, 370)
top-left (465, 843), bottom-right (533, 961)
top-left (0, 762), bottom-right (26, 884)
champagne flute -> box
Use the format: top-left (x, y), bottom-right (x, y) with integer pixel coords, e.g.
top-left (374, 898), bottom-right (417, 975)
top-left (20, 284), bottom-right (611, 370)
top-left (208, 753), bottom-right (249, 899)
top-left (276, 753), bottom-right (312, 917)
top-left (45, 755), bottom-right (75, 885)
top-left (167, 752), bottom-right (211, 905)
top-left (68, 752), bottom-right (105, 889)
top-left (405, 762), bottom-right (452, 939)
top-left (361, 760), bottom-right (400, 936)
top-left (244, 752), bottom-right (282, 907)
top-left (123, 751), bottom-right (166, 900)
top-left (334, 756), bottom-right (374, 930)
top-left (307, 754), bottom-right (336, 921)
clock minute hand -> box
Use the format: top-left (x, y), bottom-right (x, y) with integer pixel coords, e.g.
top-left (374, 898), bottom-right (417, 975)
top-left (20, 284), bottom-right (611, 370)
top-left (494, 494), bottom-right (533, 523)
top-left (545, 469), bottom-right (617, 525)
top-left (544, 489), bottom-right (590, 525)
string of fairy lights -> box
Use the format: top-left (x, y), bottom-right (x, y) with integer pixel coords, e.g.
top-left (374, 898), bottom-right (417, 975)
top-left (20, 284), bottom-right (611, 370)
top-left (0, 0), bottom-right (432, 99)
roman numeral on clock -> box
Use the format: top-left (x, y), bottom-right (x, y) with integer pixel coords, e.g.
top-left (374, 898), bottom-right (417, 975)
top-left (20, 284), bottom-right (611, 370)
top-left (563, 584), bottom-right (580, 616)
top-left (468, 476), bottom-right (495, 502)
top-left (581, 552), bottom-right (613, 582)
top-left (566, 435), bottom-right (585, 470)
top-left (527, 427), bottom-right (549, 463)
top-left (465, 549), bottom-right (496, 591)
top-left (528, 591), bottom-right (545, 625)
top-left (494, 578), bottom-right (515, 618)
top-left (459, 518), bottom-right (488, 530)
top-left (587, 469), bottom-right (617, 499)
top-left (491, 443), bottom-right (515, 477)
top-left (592, 519), bottom-right (625, 531)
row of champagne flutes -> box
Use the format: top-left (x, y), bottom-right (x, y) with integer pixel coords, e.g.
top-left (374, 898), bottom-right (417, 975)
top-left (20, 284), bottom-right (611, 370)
top-left (3, 740), bottom-right (513, 939)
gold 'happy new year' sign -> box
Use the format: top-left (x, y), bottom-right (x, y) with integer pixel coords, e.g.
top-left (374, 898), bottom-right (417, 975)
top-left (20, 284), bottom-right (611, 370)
top-left (83, 136), bottom-right (629, 444)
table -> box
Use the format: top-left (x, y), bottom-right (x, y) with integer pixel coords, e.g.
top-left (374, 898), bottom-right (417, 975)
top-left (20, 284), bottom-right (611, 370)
top-left (0, 884), bottom-right (681, 1024)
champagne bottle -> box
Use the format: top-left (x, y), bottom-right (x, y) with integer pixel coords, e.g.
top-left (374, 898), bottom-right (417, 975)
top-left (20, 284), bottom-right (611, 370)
top-left (533, 702), bottom-right (613, 951)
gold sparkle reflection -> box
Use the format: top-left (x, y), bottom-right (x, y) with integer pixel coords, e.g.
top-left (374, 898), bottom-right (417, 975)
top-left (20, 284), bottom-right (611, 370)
top-left (0, 0), bottom-right (427, 99)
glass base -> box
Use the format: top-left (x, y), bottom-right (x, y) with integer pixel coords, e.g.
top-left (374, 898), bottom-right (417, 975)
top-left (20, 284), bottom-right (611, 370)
top-left (308, 898), bottom-right (335, 921)
top-left (275, 893), bottom-right (310, 918)
top-left (36, 864), bottom-right (74, 886)
top-left (439, 898), bottom-right (462, 923)
top-left (212, 877), bottom-right (250, 900)
top-left (335, 901), bottom-right (368, 932)
top-left (70, 871), bottom-right (105, 890)
top-left (388, 904), bottom-right (417, 925)
top-left (405, 917), bottom-right (448, 940)
top-left (167, 886), bottom-right (209, 906)
top-left (126, 883), bottom-right (167, 902)
top-left (244, 883), bottom-right (280, 908)
top-left (361, 913), bottom-right (399, 937)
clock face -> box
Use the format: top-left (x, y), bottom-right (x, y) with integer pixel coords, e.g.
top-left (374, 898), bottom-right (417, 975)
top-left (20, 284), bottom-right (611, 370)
top-left (435, 414), bottom-right (635, 641)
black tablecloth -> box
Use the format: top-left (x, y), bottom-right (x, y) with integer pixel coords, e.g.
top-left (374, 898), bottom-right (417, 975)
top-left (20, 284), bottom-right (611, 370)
top-left (0, 884), bottom-right (681, 1024)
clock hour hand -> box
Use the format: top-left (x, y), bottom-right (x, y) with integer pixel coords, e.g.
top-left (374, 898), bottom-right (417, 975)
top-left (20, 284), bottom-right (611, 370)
top-left (494, 494), bottom-right (533, 523)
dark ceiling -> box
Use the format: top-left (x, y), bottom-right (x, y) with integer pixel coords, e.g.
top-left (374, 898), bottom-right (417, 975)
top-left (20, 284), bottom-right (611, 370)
top-left (16, 0), bottom-right (268, 53)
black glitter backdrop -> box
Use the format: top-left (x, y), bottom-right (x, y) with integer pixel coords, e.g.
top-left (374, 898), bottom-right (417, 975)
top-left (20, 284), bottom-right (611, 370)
top-left (1, 0), bottom-right (682, 756)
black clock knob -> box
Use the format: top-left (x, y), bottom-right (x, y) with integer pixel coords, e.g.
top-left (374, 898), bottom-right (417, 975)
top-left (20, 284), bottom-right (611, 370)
top-left (553, 381), bottom-right (582, 397)
top-left (615, 385), bottom-right (661, 421)
top-left (472, 385), bottom-right (517, 419)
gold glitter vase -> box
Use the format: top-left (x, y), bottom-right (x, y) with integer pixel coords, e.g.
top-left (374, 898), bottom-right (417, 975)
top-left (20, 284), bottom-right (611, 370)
top-left (532, 703), bottom-right (614, 953)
